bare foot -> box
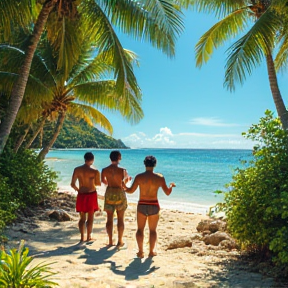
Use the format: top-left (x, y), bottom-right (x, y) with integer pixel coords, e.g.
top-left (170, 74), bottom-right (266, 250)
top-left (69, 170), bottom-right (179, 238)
top-left (137, 251), bottom-right (144, 258)
top-left (148, 252), bottom-right (157, 257)
top-left (86, 238), bottom-right (95, 242)
top-left (116, 242), bottom-right (126, 250)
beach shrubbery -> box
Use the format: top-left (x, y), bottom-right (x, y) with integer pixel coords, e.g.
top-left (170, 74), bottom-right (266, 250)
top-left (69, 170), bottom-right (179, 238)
top-left (223, 110), bottom-right (288, 265)
top-left (0, 145), bottom-right (57, 232)
top-left (0, 176), bottom-right (19, 231)
top-left (0, 147), bottom-right (57, 206)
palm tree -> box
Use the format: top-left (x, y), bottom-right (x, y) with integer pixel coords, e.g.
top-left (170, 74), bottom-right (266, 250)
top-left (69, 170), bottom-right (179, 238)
top-left (0, 35), bottom-right (143, 159)
top-left (188, 0), bottom-right (288, 129)
top-left (0, 0), bottom-right (184, 154)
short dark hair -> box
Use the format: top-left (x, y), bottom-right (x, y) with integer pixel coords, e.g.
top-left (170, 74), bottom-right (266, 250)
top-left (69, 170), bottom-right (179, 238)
top-left (110, 150), bottom-right (121, 161)
top-left (144, 155), bottom-right (157, 167)
top-left (84, 152), bottom-right (94, 161)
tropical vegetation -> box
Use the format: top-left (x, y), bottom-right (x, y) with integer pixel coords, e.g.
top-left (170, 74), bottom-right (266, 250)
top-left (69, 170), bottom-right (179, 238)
top-left (190, 0), bottom-right (288, 129)
top-left (31, 115), bottom-right (128, 149)
top-left (0, 31), bottom-right (142, 159)
top-left (0, 0), bottom-right (184, 154)
top-left (0, 240), bottom-right (58, 287)
top-left (217, 110), bottom-right (288, 266)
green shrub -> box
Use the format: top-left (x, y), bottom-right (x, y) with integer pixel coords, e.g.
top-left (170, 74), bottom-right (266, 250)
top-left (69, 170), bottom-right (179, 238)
top-left (0, 176), bottom-right (19, 232)
top-left (221, 110), bottom-right (288, 264)
top-left (0, 240), bottom-right (58, 287)
top-left (0, 147), bottom-right (57, 207)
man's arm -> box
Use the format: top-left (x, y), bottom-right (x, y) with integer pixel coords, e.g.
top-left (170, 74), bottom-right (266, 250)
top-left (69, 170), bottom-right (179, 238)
top-left (123, 169), bottom-right (132, 184)
top-left (95, 170), bottom-right (101, 186)
top-left (161, 176), bottom-right (176, 196)
top-left (70, 169), bottom-right (79, 192)
top-left (124, 175), bottom-right (139, 194)
top-left (101, 169), bottom-right (108, 185)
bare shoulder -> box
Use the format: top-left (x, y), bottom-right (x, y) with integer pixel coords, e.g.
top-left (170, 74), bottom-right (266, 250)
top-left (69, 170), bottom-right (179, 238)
top-left (74, 165), bottom-right (83, 172)
top-left (155, 172), bottom-right (164, 178)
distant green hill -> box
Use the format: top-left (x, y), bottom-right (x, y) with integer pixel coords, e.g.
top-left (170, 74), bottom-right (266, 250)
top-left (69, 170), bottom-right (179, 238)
top-left (32, 116), bottom-right (129, 149)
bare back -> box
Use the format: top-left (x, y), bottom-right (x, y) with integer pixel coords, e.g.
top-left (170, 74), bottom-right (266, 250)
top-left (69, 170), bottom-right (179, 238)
top-left (71, 164), bottom-right (100, 193)
top-left (127, 171), bottom-right (170, 200)
top-left (101, 164), bottom-right (125, 188)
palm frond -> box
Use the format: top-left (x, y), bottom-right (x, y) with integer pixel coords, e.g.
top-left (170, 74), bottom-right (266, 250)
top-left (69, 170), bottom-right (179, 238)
top-left (275, 32), bottom-right (288, 72)
top-left (0, 0), bottom-right (37, 41)
top-left (69, 53), bottom-right (114, 86)
top-left (68, 102), bottom-right (113, 134)
top-left (46, 13), bottom-right (82, 78)
top-left (195, 7), bottom-right (250, 67)
top-left (183, 0), bottom-right (247, 17)
top-left (73, 79), bottom-right (143, 124)
top-left (224, 8), bottom-right (279, 91)
top-left (97, 0), bottom-right (184, 57)
top-left (80, 2), bottom-right (139, 96)
top-left (0, 44), bottom-right (56, 87)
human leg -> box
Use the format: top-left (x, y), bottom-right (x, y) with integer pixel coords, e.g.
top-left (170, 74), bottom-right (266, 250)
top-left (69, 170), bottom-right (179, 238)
top-left (116, 209), bottom-right (125, 248)
top-left (136, 211), bottom-right (147, 258)
top-left (147, 213), bottom-right (159, 257)
top-left (105, 211), bottom-right (114, 245)
top-left (86, 210), bottom-right (95, 241)
top-left (78, 212), bottom-right (86, 242)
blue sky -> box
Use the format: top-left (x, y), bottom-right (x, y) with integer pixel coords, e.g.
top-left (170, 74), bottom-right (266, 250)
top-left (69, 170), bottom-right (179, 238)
top-left (100, 10), bottom-right (288, 149)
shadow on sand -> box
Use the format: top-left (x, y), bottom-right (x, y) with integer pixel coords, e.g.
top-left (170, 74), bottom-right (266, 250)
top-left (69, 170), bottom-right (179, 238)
top-left (84, 246), bottom-right (159, 280)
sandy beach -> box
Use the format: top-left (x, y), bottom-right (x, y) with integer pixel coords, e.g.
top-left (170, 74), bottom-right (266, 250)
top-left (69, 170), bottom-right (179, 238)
top-left (3, 192), bottom-right (284, 288)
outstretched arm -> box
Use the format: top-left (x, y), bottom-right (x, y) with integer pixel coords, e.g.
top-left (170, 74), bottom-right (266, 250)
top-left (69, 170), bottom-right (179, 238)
top-left (124, 175), bottom-right (139, 194)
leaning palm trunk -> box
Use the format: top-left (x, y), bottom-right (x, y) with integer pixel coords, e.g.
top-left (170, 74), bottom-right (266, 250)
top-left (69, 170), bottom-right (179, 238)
top-left (266, 52), bottom-right (288, 130)
top-left (38, 111), bottom-right (66, 160)
top-left (25, 118), bottom-right (46, 149)
top-left (0, 0), bottom-right (57, 155)
top-left (13, 124), bottom-right (31, 153)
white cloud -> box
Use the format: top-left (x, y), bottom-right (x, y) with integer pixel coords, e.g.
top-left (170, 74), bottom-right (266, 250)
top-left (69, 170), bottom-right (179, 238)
top-left (189, 117), bottom-right (242, 127)
top-left (122, 127), bottom-right (254, 149)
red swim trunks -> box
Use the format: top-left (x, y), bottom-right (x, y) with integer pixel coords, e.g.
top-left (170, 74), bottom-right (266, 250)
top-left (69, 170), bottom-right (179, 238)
top-left (76, 191), bottom-right (99, 213)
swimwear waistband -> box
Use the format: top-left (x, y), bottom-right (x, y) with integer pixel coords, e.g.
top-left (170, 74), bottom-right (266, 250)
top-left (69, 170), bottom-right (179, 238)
top-left (78, 191), bottom-right (97, 195)
top-left (138, 199), bottom-right (159, 206)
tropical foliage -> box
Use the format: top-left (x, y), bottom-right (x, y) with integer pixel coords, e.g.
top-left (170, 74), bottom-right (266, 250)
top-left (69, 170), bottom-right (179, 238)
top-left (220, 110), bottom-right (288, 265)
top-left (31, 115), bottom-right (128, 149)
top-left (0, 0), bottom-right (184, 154)
top-left (190, 0), bottom-right (288, 129)
top-left (0, 144), bottom-right (57, 207)
top-left (0, 240), bottom-right (58, 287)
top-left (0, 26), bottom-right (143, 159)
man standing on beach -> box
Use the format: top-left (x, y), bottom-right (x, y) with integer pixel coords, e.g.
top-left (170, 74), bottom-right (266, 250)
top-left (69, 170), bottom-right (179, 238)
top-left (124, 155), bottom-right (175, 258)
top-left (71, 152), bottom-right (101, 242)
top-left (101, 150), bottom-right (131, 249)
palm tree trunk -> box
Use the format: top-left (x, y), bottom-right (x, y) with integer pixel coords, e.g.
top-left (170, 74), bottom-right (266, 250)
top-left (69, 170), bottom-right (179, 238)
top-left (25, 118), bottom-right (46, 149)
top-left (38, 111), bottom-right (66, 160)
top-left (13, 124), bottom-right (31, 153)
top-left (266, 52), bottom-right (288, 130)
top-left (0, 0), bottom-right (57, 155)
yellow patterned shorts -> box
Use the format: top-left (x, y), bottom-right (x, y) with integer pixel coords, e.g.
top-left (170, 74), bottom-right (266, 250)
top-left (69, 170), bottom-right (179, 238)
top-left (104, 187), bottom-right (127, 212)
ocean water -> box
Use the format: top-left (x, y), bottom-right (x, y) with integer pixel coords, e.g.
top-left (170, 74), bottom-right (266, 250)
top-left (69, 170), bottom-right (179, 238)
top-left (45, 148), bottom-right (252, 214)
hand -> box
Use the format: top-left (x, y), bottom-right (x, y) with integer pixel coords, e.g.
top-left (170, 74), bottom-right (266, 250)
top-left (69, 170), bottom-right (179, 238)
top-left (170, 182), bottom-right (176, 188)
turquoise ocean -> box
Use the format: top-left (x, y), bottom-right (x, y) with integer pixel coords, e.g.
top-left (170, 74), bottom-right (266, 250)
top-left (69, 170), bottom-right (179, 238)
top-left (45, 149), bottom-right (252, 214)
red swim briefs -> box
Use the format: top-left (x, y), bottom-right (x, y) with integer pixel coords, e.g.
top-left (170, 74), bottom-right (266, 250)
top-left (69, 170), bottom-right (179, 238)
top-left (76, 191), bottom-right (99, 213)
